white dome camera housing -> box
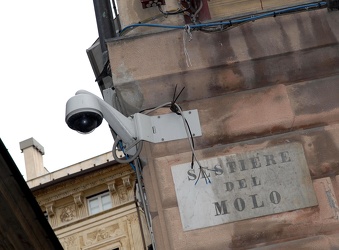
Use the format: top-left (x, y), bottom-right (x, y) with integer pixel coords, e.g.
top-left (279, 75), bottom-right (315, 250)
top-left (65, 94), bottom-right (103, 134)
top-left (65, 90), bottom-right (137, 153)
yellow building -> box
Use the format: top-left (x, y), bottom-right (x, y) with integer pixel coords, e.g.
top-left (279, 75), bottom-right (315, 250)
top-left (20, 137), bottom-right (151, 250)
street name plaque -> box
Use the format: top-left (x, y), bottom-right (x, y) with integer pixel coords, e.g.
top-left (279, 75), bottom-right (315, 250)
top-left (171, 143), bottom-right (318, 231)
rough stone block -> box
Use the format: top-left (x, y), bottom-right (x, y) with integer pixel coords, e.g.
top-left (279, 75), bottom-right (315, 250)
top-left (152, 215), bottom-right (166, 250)
top-left (333, 175), bottom-right (339, 202)
top-left (313, 177), bottom-right (339, 220)
top-left (149, 84), bottom-right (294, 158)
top-left (301, 124), bottom-right (339, 178)
top-left (222, 84), bottom-right (294, 137)
top-left (255, 234), bottom-right (339, 250)
top-left (287, 77), bottom-right (339, 129)
top-left (163, 207), bottom-right (233, 250)
top-left (153, 153), bottom-right (191, 209)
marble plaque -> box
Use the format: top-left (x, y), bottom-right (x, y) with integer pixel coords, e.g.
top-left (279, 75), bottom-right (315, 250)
top-left (171, 143), bottom-right (318, 231)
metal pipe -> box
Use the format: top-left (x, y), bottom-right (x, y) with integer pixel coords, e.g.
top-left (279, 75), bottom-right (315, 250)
top-left (93, 0), bottom-right (117, 61)
top-left (134, 159), bottom-right (156, 249)
top-left (134, 180), bottom-right (147, 250)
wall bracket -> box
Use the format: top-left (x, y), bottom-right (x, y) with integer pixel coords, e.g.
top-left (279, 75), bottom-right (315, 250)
top-left (133, 110), bottom-right (202, 144)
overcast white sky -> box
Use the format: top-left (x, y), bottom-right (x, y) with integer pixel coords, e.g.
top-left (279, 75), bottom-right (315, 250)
top-left (0, 0), bottom-right (114, 179)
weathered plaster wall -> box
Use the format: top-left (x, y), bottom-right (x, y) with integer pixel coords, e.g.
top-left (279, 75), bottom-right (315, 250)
top-left (108, 7), bottom-right (339, 250)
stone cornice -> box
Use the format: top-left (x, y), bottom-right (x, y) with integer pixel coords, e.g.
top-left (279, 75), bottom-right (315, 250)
top-left (34, 164), bottom-right (135, 206)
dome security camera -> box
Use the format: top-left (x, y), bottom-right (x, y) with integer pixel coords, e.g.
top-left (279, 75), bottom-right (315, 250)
top-left (65, 94), bottom-right (103, 134)
top-left (65, 90), bottom-right (137, 154)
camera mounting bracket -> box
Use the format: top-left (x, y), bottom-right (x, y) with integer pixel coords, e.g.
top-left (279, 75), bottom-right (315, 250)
top-left (133, 110), bottom-right (202, 144)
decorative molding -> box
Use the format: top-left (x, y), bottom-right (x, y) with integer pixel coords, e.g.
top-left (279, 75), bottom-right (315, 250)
top-left (73, 192), bottom-right (83, 207)
top-left (60, 204), bottom-right (76, 223)
top-left (107, 180), bottom-right (117, 194)
top-left (118, 185), bottom-right (128, 202)
top-left (85, 224), bottom-right (121, 246)
top-left (122, 175), bottom-right (132, 188)
top-left (34, 165), bottom-right (135, 206)
top-left (45, 202), bottom-right (55, 217)
top-left (34, 164), bottom-right (131, 195)
top-left (62, 234), bottom-right (77, 248)
top-left (127, 212), bottom-right (139, 223)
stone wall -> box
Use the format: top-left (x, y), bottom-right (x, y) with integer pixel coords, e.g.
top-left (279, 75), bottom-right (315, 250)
top-left (108, 7), bottom-right (339, 250)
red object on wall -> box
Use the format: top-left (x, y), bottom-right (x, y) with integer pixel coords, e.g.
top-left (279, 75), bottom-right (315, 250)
top-left (140, 0), bottom-right (166, 9)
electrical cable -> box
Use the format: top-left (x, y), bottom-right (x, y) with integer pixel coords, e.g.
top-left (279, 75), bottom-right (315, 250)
top-left (173, 102), bottom-right (211, 184)
top-left (109, 126), bottom-right (137, 168)
top-left (158, 5), bottom-right (188, 15)
top-left (119, 1), bottom-right (327, 35)
top-left (191, 0), bottom-right (203, 23)
top-left (112, 96), bottom-right (211, 183)
top-left (119, 13), bottom-right (166, 36)
top-left (142, 102), bottom-right (172, 115)
top-left (118, 140), bottom-right (137, 171)
top-left (112, 101), bottom-right (177, 164)
top-left (140, 84), bottom-right (211, 184)
top-left (134, 180), bottom-right (147, 250)
top-left (112, 135), bottom-right (143, 164)
top-left (112, 101), bottom-right (178, 165)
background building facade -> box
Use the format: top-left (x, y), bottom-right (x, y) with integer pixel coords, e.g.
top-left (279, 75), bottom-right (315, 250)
top-left (21, 138), bottom-right (151, 250)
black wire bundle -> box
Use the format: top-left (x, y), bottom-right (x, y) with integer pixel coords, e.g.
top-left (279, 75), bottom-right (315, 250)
top-left (170, 85), bottom-right (211, 185)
